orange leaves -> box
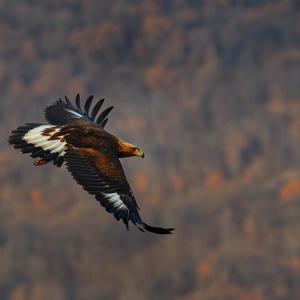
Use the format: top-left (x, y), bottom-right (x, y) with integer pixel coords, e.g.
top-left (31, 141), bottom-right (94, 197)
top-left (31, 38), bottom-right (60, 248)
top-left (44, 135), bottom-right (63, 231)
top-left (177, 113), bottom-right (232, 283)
top-left (113, 115), bottom-right (146, 137)
top-left (143, 15), bottom-right (172, 35)
top-left (223, 129), bottom-right (248, 170)
top-left (279, 179), bottom-right (300, 203)
top-left (169, 173), bottom-right (183, 192)
top-left (133, 173), bottom-right (148, 194)
top-left (197, 261), bottom-right (211, 279)
top-left (123, 116), bottom-right (146, 134)
top-left (284, 257), bottom-right (300, 273)
top-left (132, 171), bottom-right (183, 202)
top-left (9, 79), bottom-right (24, 97)
top-left (0, 62), bottom-right (5, 81)
top-left (31, 61), bottom-right (65, 96)
top-left (266, 87), bottom-right (285, 114)
top-left (65, 77), bottom-right (86, 97)
top-left (31, 189), bottom-right (43, 209)
top-left (285, 257), bottom-right (300, 273)
top-left (145, 64), bottom-right (178, 90)
top-left (69, 22), bottom-right (123, 56)
top-left (243, 217), bottom-right (255, 236)
top-left (9, 284), bottom-right (27, 300)
top-left (1, 2), bottom-right (300, 299)
top-left (205, 170), bottom-right (224, 190)
top-left (266, 98), bottom-right (286, 114)
top-left (242, 159), bottom-right (264, 183)
top-left (22, 40), bottom-right (35, 60)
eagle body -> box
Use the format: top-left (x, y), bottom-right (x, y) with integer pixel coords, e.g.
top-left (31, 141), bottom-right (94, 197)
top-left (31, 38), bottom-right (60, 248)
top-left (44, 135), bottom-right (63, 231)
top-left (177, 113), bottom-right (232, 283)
top-left (9, 95), bottom-right (173, 234)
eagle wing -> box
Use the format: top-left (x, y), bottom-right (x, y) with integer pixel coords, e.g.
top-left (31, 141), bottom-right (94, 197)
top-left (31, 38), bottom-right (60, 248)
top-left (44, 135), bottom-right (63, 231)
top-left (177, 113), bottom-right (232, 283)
top-left (45, 94), bottom-right (113, 127)
top-left (65, 147), bottom-right (174, 234)
top-left (9, 94), bottom-right (174, 234)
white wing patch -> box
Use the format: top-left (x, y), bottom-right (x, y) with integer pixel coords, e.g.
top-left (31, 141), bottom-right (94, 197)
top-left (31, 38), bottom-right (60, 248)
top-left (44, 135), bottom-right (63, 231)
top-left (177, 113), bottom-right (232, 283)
top-left (23, 125), bottom-right (67, 156)
top-left (66, 109), bottom-right (83, 118)
top-left (104, 192), bottom-right (127, 209)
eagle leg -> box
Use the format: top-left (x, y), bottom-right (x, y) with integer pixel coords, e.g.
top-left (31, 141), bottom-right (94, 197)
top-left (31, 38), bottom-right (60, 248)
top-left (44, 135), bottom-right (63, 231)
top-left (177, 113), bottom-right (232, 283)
top-left (33, 159), bottom-right (47, 167)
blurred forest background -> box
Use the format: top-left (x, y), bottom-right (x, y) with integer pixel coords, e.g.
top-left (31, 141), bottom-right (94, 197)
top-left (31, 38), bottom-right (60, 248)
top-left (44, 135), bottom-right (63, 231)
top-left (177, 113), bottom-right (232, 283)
top-left (0, 0), bottom-right (300, 299)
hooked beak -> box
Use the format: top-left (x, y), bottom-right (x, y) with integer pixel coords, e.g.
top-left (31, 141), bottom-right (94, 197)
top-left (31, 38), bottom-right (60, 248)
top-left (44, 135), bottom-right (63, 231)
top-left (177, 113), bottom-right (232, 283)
top-left (135, 148), bottom-right (145, 158)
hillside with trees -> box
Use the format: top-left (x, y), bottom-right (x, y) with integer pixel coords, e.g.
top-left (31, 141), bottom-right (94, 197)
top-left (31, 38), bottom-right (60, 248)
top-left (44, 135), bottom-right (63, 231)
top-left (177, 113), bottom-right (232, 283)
top-left (0, 1), bottom-right (300, 299)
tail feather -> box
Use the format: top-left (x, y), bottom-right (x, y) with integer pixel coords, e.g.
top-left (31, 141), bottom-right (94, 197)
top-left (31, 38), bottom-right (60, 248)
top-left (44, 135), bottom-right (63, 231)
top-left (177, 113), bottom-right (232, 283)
top-left (125, 205), bottom-right (174, 235)
top-left (139, 222), bottom-right (174, 235)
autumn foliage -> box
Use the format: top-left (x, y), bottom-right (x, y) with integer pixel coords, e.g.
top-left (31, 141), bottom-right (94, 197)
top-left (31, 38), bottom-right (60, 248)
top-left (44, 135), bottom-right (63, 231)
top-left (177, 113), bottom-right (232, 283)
top-left (1, 1), bottom-right (300, 299)
top-left (280, 179), bottom-right (300, 203)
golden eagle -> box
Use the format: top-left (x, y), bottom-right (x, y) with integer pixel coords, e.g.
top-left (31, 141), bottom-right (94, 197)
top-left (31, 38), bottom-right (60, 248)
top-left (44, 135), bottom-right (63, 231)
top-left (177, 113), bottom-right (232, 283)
top-left (8, 95), bottom-right (174, 234)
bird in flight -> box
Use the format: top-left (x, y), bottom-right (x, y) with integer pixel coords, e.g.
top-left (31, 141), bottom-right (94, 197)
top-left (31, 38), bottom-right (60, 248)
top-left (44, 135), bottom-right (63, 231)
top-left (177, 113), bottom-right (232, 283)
top-left (8, 95), bottom-right (174, 234)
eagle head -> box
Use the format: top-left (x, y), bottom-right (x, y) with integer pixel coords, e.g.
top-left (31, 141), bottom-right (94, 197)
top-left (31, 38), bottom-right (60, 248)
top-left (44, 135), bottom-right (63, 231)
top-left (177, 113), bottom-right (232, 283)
top-left (117, 139), bottom-right (144, 158)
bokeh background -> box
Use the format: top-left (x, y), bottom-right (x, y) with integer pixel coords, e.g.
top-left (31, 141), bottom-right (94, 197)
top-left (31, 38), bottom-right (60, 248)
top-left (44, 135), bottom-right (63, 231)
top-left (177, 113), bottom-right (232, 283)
top-left (1, 1), bottom-right (300, 299)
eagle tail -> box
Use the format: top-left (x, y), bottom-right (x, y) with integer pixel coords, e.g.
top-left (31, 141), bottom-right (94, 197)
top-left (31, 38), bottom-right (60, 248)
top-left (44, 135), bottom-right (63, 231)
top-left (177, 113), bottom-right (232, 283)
top-left (8, 123), bottom-right (66, 167)
top-left (139, 222), bottom-right (174, 234)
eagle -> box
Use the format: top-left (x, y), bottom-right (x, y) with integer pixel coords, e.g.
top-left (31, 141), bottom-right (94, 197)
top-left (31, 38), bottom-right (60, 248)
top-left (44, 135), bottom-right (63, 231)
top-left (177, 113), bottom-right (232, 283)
top-left (8, 95), bottom-right (174, 234)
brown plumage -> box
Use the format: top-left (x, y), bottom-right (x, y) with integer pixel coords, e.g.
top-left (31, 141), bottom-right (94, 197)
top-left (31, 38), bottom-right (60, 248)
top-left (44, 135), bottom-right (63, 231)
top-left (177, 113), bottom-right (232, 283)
top-left (8, 95), bottom-right (174, 234)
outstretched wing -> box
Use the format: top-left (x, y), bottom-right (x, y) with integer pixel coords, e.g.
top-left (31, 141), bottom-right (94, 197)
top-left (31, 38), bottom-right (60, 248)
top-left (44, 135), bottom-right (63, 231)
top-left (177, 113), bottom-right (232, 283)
top-left (65, 148), bottom-right (174, 234)
top-left (8, 123), bottom-right (66, 167)
top-left (45, 94), bottom-right (113, 127)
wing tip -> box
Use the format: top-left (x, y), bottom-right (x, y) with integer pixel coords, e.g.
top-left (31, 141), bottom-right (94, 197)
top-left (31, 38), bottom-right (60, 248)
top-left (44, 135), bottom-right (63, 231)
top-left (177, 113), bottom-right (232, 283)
top-left (46, 94), bottom-right (113, 127)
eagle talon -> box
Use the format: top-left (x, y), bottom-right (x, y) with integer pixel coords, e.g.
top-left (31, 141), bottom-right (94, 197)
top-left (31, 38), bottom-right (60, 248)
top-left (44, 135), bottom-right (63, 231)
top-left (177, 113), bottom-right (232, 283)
top-left (34, 159), bottom-right (47, 166)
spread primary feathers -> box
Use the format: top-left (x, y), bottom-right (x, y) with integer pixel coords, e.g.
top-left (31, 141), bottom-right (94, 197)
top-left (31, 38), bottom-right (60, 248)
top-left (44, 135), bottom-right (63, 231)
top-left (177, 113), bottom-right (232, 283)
top-left (8, 95), bottom-right (174, 235)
